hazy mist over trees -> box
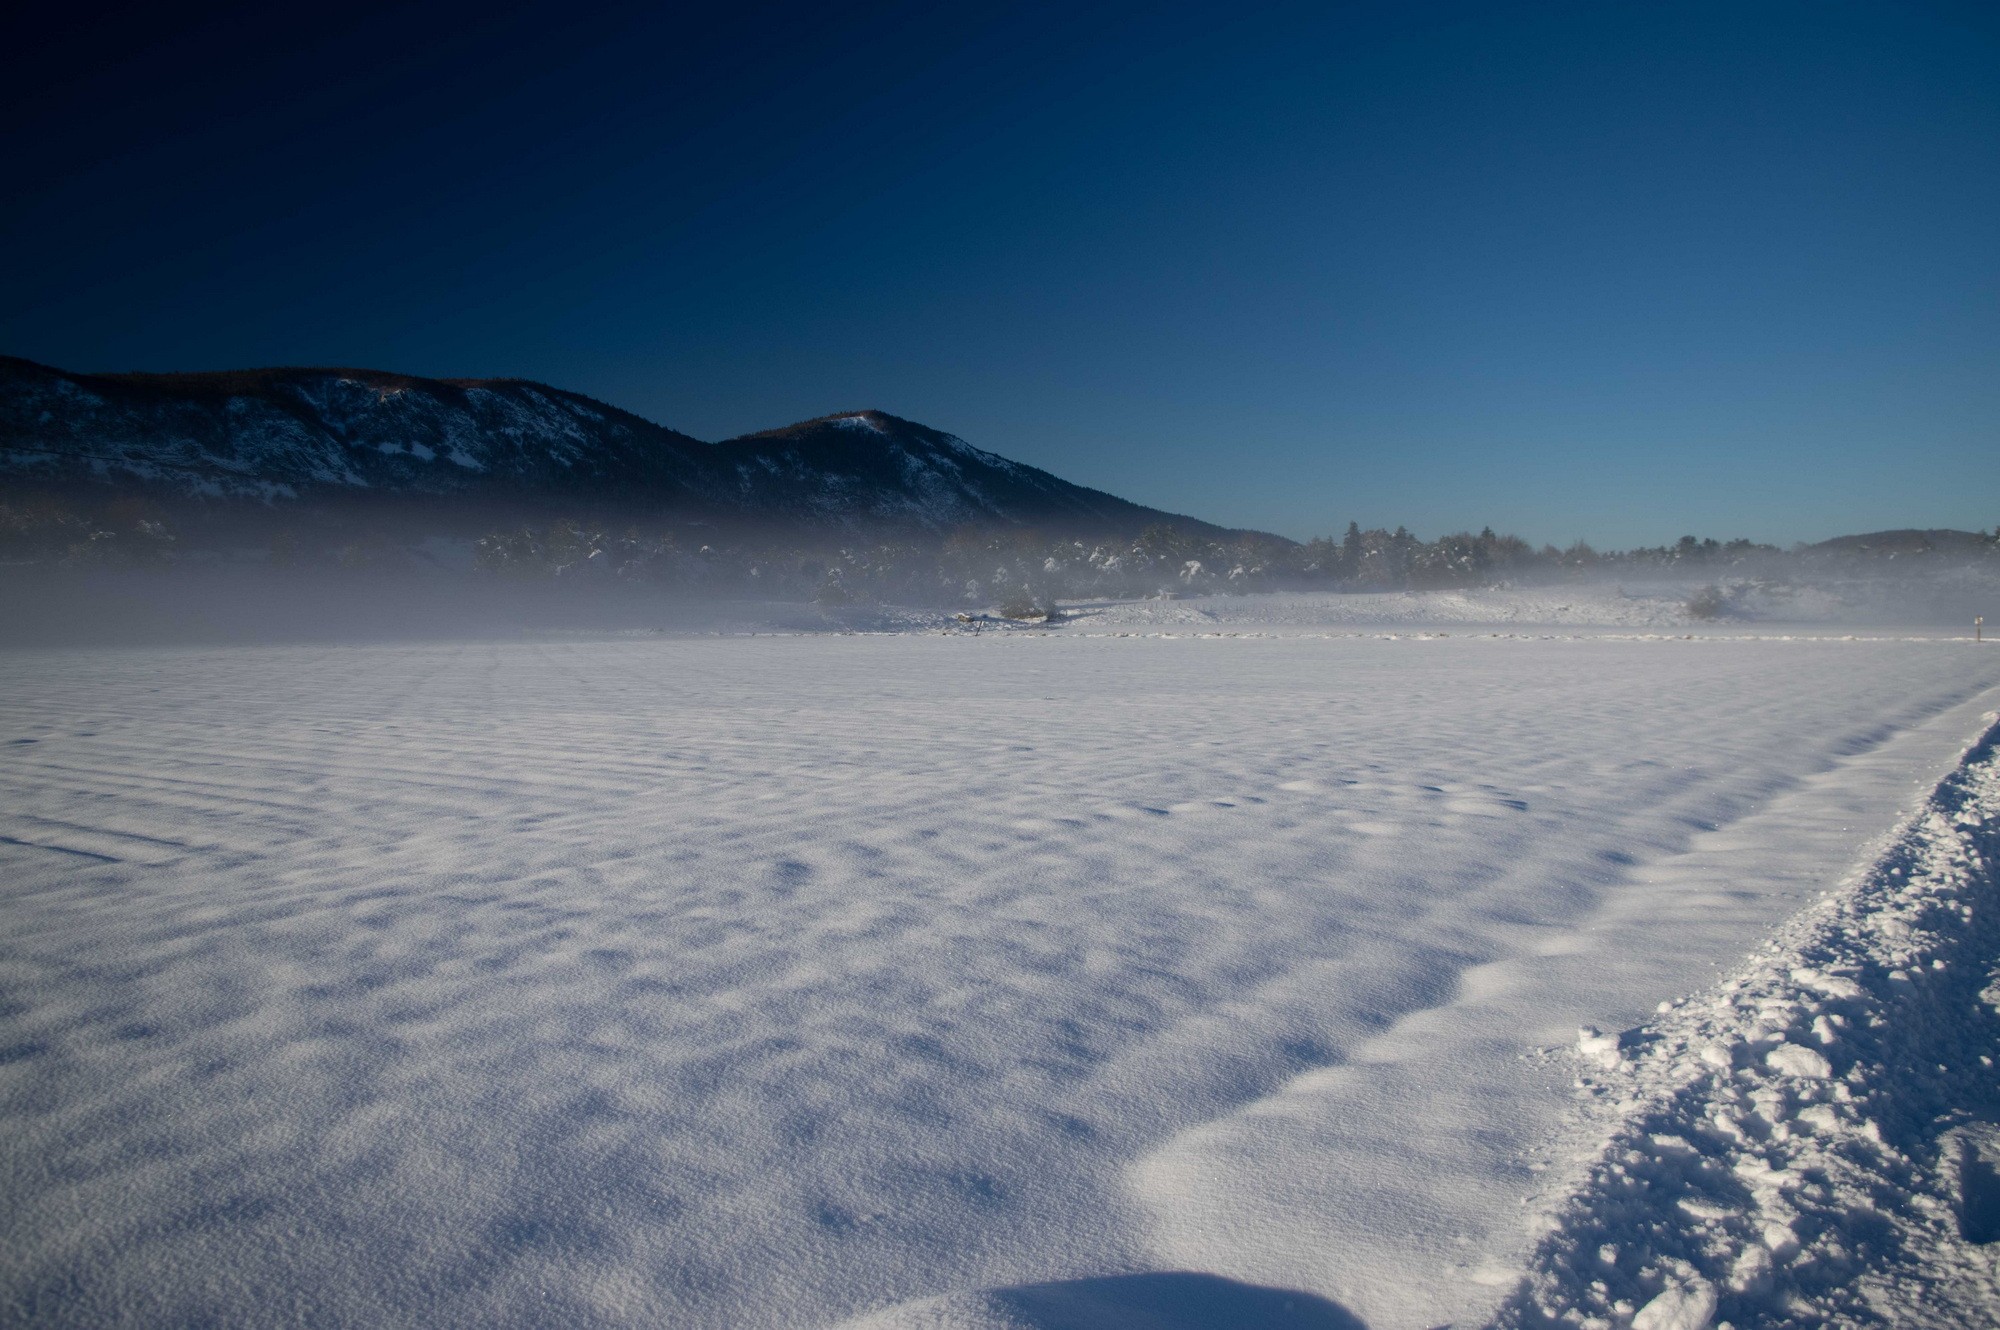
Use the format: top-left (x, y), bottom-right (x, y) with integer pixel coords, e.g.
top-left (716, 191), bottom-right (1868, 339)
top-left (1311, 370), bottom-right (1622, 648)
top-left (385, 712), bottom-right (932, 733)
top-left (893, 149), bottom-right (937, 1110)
top-left (5, 490), bottom-right (1995, 616)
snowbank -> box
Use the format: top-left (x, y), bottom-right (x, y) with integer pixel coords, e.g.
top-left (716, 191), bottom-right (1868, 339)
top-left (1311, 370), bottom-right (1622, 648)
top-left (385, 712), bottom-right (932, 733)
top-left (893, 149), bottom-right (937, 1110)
top-left (1499, 715), bottom-right (2000, 1330)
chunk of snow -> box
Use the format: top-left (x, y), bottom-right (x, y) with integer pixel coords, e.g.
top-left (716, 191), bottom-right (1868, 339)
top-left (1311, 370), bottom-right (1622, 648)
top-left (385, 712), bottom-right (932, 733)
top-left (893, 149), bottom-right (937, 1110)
top-left (1631, 1278), bottom-right (1716, 1330)
top-left (1761, 1221), bottom-right (1800, 1258)
top-left (1765, 1043), bottom-right (1832, 1078)
top-left (1578, 1026), bottom-right (1623, 1068)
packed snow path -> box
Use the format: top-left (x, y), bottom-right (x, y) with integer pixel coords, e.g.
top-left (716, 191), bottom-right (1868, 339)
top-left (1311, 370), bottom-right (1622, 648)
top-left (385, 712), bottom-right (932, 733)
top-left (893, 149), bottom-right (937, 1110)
top-left (1, 634), bottom-right (1995, 1329)
top-left (1497, 716), bottom-right (2000, 1330)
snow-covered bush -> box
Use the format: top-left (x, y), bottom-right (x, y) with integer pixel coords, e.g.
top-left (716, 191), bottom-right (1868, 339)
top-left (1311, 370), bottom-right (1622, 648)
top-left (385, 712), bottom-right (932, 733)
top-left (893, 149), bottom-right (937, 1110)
top-left (1686, 584), bottom-right (1727, 620)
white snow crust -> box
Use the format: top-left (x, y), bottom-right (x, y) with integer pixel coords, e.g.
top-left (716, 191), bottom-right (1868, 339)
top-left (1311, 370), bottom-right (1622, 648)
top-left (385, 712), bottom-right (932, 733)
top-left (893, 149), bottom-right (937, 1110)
top-left (2, 630), bottom-right (1998, 1328)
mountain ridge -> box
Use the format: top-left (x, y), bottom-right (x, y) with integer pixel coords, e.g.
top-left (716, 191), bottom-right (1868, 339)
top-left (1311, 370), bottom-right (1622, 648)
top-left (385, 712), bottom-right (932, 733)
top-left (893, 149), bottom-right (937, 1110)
top-left (0, 356), bottom-right (1243, 539)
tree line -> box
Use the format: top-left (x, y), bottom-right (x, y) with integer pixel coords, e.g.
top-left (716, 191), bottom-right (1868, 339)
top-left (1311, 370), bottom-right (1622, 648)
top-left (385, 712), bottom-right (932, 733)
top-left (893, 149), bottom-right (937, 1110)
top-left (460, 521), bottom-right (1927, 611)
top-left (5, 492), bottom-right (1995, 611)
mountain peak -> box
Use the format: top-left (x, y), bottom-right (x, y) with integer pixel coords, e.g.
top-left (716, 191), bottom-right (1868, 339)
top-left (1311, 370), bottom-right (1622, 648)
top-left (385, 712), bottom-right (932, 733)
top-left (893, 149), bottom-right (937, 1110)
top-left (733, 409), bottom-right (926, 443)
top-left (830, 410), bottom-right (892, 433)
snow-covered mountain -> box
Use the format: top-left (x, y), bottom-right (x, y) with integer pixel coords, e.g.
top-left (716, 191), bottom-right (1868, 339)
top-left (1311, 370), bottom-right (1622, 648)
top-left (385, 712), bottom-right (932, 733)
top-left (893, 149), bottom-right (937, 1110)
top-left (0, 357), bottom-right (717, 503)
top-left (0, 357), bottom-right (1221, 535)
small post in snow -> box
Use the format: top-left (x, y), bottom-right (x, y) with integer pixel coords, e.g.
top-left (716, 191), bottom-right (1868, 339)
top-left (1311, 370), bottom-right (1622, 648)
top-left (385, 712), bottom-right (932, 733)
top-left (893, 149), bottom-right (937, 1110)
top-left (1979, 615), bottom-right (1985, 643)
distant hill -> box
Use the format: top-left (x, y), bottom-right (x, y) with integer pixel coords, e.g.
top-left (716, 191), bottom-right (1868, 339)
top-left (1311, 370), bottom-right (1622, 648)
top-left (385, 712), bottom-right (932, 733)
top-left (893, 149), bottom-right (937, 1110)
top-left (1807, 529), bottom-right (1992, 557)
top-left (0, 356), bottom-right (1239, 538)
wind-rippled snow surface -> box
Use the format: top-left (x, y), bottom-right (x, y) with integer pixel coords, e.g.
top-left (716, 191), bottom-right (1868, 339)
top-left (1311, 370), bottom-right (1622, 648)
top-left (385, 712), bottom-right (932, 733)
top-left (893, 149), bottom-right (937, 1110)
top-left (2, 634), bottom-right (1997, 1329)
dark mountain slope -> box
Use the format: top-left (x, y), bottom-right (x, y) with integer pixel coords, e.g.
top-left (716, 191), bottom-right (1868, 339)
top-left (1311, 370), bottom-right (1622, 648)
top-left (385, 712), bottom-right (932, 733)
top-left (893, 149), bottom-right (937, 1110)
top-left (0, 357), bottom-right (1247, 537)
top-left (1807, 529), bottom-right (1990, 557)
top-left (0, 356), bottom-right (718, 503)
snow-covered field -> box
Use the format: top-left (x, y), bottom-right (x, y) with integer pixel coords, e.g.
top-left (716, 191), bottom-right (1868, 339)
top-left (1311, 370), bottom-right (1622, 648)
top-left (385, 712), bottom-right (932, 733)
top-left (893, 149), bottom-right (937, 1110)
top-left (2, 614), bottom-right (1998, 1328)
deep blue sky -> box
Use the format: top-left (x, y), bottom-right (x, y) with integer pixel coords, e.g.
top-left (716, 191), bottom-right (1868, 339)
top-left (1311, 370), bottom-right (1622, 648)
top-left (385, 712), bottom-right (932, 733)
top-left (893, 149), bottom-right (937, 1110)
top-left (4, 1), bottom-right (1995, 545)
